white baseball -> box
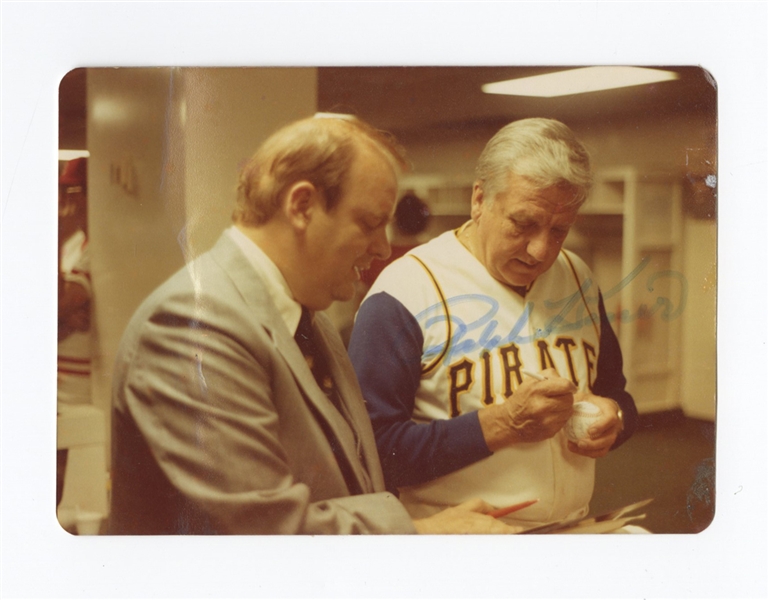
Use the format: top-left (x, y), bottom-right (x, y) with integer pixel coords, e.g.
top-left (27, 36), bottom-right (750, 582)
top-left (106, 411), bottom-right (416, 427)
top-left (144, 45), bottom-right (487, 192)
top-left (564, 401), bottom-right (601, 442)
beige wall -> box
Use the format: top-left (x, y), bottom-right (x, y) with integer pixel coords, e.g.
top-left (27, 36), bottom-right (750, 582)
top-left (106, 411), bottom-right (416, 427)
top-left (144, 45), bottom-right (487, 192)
top-left (87, 68), bottom-right (317, 464)
top-left (88, 68), bottom-right (186, 429)
top-left (680, 218), bottom-right (717, 420)
top-left (583, 117), bottom-right (717, 420)
top-left (400, 114), bottom-right (716, 178)
top-left (179, 68), bottom-right (318, 258)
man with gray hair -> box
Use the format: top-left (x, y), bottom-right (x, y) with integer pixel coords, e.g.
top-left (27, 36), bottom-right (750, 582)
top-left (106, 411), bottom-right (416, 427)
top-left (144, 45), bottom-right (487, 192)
top-left (349, 118), bottom-right (638, 528)
top-left (110, 115), bottom-right (518, 534)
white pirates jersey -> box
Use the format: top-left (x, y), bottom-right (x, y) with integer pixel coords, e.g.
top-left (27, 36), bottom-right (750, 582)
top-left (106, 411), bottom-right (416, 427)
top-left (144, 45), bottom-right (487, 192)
top-left (361, 228), bottom-right (604, 525)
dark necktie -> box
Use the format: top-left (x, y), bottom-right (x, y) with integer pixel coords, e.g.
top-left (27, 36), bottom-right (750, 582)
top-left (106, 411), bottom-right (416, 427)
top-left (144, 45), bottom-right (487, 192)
top-left (294, 307), bottom-right (343, 409)
top-left (294, 307), bottom-right (363, 495)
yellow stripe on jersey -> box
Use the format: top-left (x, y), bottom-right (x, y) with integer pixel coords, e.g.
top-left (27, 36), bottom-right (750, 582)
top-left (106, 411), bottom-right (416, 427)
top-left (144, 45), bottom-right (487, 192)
top-left (562, 250), bottom-right (601, 341)
top-left (410, 255), bottom-right (452, 376)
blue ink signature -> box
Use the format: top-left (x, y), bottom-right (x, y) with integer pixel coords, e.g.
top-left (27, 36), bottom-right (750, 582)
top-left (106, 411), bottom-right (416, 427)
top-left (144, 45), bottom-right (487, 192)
top-left (415, 257), bottom-right (688, 364)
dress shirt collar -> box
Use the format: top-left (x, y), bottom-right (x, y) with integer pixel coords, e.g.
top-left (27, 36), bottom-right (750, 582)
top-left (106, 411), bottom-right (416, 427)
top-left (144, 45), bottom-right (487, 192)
top-left (226, 225), bottom-right (303, 334)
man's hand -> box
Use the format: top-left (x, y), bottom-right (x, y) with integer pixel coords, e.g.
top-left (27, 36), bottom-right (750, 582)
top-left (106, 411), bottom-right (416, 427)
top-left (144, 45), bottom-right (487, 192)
top-left (478, 369), bottom-right (576, 451)
top-left (566, 392), bottom-right (622, 458)
top-left (413, 498), bottom-right (522, 534)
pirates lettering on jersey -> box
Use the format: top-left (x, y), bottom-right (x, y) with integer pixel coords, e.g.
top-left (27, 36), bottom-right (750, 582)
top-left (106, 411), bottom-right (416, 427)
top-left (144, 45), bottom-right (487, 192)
top-left (537, 336), bottom-right (581, 385)
top-left (583, 341), bottom-right (597, 392)
top-left (537, 340), bottom-right (556, 370)
top-left (481, 350), bottom-right (494, 406)
top-left (448, 358), bottom-right (474, 417)
top-left (445, 337), bottom-right (598, 417)
top-left (555, 337), bottom-right (579, 385)
top-left (499, 343), bottom-right (523, 396)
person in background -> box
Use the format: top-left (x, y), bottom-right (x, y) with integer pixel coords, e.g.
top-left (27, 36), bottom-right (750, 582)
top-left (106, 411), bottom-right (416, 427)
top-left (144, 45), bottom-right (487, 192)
top-left (360, 191), bottom-right (431, 288)
top-left (56, 157), bottom-right (93, 508)
top-left (324, 192), bottom-right (430, 346)
top-left (109, 116), bottom-right (519, 535)
top-left (349, 118), bottom-right (638, 528)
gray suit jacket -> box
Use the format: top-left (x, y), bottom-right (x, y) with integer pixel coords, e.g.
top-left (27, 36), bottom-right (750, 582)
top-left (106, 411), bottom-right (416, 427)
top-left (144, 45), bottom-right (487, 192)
top-left (109, 233), bottom-right (414, 534)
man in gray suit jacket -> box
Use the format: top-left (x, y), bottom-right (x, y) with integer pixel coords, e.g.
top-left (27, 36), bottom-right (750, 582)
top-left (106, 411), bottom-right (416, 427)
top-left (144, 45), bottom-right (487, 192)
top-left (110, 116), bottom-right (517, 534)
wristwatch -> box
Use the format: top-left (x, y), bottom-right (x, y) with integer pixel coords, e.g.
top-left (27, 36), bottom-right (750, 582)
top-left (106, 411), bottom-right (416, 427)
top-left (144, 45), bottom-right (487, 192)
top-left (614, 403), bottom-right (625, 433)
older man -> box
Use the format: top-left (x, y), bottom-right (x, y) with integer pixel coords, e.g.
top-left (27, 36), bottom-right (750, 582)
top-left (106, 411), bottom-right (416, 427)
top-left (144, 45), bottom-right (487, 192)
top-left (349, 118), bottom-right (638, 528)
top-left (109, 116), bottom-right (516, 535)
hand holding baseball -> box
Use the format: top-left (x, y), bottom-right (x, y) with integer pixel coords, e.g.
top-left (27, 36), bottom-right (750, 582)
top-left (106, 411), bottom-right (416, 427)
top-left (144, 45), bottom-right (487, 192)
top-left (479, 368), bottom-right (576, 451)
top-left (566, 392), bottom-right (622, 458)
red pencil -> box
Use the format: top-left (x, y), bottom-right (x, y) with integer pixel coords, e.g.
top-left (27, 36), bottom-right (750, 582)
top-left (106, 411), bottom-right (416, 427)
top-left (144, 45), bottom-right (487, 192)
top-left (487, 499), bottom-right (539, 519)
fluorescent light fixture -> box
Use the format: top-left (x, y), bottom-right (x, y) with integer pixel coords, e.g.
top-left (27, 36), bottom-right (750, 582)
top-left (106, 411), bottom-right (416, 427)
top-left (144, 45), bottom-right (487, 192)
top-left (59, 149), bottom-right (90, 160)
top-left (313, 112), bottom-right (356, 120)
top-left (482, 67), bottom-right (679, 98)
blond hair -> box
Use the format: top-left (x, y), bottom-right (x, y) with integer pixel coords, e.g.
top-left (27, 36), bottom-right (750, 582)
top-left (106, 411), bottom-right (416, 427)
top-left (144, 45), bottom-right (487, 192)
top-left (233, 116), bottom-right (407, 225)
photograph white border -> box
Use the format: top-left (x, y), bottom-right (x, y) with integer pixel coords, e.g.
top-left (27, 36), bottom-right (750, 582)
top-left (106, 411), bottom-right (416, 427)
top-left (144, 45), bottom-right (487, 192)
top-left (1, 2), bottom-right (767, 598)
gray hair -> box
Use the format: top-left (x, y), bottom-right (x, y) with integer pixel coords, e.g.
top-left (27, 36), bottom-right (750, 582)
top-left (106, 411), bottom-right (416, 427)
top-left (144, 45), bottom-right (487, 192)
top-left (474, 118), bottom-right (592, 207)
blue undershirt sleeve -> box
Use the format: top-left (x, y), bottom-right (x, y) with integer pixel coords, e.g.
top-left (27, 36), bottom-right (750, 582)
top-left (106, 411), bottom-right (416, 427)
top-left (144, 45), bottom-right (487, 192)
top-left (593, 292), bottom-right (639, 448)
top-left (349, 292), bottom-right (492, 491)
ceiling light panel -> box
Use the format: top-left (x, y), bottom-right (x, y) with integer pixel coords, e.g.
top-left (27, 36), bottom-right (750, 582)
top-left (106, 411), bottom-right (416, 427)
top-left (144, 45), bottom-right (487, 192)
top-left (482, 67), bottom-right (680, 98)
top-left (58, 149), bottom-right (90, 160)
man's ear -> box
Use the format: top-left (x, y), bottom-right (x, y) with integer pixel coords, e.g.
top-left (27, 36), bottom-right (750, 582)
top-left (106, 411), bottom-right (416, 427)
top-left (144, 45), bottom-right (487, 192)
top-left (284, 181), bottom-right (320, 231)
top-left (470, 183), bottom-right (486, 223)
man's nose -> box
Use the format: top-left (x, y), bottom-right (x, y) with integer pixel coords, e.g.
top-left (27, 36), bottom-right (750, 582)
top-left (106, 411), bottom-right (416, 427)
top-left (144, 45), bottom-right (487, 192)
top-left (370, 228), bottom-right (392, 261)
top-left (526, 231), bottom-right (551, 262)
